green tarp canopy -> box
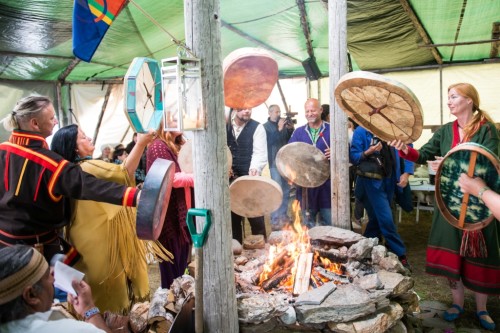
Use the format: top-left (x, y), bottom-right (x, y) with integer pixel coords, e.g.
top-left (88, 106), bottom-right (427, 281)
top-left (0, 0), bottom-right (499, 82)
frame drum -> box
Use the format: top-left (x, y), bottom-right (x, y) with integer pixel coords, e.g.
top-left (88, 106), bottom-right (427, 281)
top-left (229, 176), bottom-right (283, 218)
top-left (136, 158), bottom-right (175, 240)
top-left (223, 47), bottom-right (278, 109)
top-left (276, 142), bottom-right (329, 188)
top-left (334, 71), bottom-right (423, 144)
top-left (435, 142), bottom-right (500, 231)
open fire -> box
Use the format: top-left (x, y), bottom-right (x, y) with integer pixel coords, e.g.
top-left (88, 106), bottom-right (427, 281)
top-left (255, 201), bottom-right (350, 296)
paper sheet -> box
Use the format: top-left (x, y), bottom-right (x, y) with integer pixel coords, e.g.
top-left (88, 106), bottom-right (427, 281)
top-left (54, 261), bottom-right (85, 296)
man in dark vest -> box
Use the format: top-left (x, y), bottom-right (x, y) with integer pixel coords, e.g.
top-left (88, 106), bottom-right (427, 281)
top-left (227, 108), bottom-right (268, 243)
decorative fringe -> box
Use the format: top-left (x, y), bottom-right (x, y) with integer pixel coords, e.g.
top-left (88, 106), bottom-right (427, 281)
top-left (460, 230), bottom-right (488, 258)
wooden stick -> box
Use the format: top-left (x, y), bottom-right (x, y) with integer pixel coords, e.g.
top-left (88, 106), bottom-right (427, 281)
top-left (458, 151), bottom-right (477, 228)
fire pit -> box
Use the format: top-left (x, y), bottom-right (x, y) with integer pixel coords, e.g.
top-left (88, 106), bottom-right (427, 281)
top-left (234, 222), bottom-right (417, 332)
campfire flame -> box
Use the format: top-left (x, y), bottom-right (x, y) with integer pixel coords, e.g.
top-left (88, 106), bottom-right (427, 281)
top-left (258, 201), bottom-right (346, 295)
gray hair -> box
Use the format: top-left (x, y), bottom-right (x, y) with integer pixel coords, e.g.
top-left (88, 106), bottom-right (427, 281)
top-left (1, 95), bottom-right (52, 132)
top-left (268, 104), bottom-right (280, 114)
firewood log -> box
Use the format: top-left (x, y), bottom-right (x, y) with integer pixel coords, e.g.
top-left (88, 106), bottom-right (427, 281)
top-left (261, 265), bottom-right (292, 291)
top-left (148, 288), bottom-right (169, 325)
top-left (129, 302), bottom-right (149, 333)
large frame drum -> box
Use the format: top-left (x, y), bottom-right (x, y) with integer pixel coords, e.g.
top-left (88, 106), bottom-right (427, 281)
top-left (136, 158), bottom-right (175, 240)
top-left (435, 142), bottom-right (500, 231)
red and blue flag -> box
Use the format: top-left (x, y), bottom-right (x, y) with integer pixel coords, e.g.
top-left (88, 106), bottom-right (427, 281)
top-left (72, 0), bottom-right (127, 62)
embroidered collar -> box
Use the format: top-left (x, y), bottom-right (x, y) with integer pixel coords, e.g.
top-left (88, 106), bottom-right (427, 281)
top-left (9, 130), bottom-right (49, 149)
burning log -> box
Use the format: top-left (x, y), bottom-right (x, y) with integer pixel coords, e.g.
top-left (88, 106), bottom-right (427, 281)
top-left (310, 269), bottom-right (325, 288)
top-left (313, 248), bottom-right (348, 263)
top-left (261, 264), bottom-right (293, 291)
top-left (293, 253), bottom-right (313, 296)
top-left (254, 249), bottom-right (290, 285)
top-left (314, 266), bottom-right (352, 284)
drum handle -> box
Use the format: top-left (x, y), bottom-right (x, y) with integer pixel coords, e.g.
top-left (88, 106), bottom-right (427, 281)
top-left (458, 151), bottom-right (477, 228)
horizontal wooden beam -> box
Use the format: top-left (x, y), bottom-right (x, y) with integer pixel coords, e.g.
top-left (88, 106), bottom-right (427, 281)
top-left (419, 38), bottom-right (500, 48)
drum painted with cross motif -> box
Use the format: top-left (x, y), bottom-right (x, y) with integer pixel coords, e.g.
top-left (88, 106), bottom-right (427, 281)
top-left (334, 71), bottom-right (423, 144)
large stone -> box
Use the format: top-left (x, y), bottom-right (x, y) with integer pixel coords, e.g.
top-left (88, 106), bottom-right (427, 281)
top-left (237, 293), bottom-right (289, 323)
top-left (371, 245), bottom-right (387, 264)
top-left (243, 235), bottom-right (266, 249)
top-left (308, 226), bottom-right (364, 246)
top-left (295, 282), bottom-right (337, 306)
top-left (279, 306), bottom-right (297, 325)
top-left (295, 284), bottom-right (376, 324)
top-left (327, 302), bottom-right (404, 333)
top-left (377, 270), bottom-right (414, 296)
top-left (347, 238), bottom-right (378, 261)
top-left (355, 273), bottom-right (383, 290)
top-left (233, 239), bottom-right (243, 255)
top-left (379, 252), bottom-right (407, 275)
top-left (268, 230), bottom-right (296, 246)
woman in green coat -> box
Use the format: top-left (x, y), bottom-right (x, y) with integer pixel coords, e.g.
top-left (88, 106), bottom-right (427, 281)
top-left (389, 83), bottom-right (498, 331)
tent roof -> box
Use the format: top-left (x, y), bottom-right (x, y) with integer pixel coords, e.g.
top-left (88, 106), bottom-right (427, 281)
top-left (0, 0), bottom-right (499, 82)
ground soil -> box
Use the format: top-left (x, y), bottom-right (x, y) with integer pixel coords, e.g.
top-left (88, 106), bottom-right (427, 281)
top-left (148, 204), bottom-right (499, 332)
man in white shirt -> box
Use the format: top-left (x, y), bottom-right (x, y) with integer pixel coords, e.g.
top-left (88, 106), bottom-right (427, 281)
top-left (0, 245), bottom-right (110, 333)
top-left (227, 108), bottom-right (268, 243)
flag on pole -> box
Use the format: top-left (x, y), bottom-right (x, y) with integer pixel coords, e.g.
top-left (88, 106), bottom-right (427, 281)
top-left (72, 0), bottom-right (127, 62)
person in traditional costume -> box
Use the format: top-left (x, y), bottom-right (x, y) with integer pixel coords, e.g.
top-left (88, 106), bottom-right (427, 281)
top-left (146, 121), bottom-right (194, 289)
top-left (288, 98), bottom-right (331, 228)
top-left (389, 83), bottom-right (499, 331)
top-left (0, 96), bottom-right (139, 264)
top-left (0, 245), bottom-right (110, 333)
top-left (51, 124), bottom-right (169, 314)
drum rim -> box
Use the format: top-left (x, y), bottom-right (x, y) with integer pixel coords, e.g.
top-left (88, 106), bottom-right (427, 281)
top-left (435, 142), bottom-right (499, 231)
top-left (136, 158), bottom-right (175, 240)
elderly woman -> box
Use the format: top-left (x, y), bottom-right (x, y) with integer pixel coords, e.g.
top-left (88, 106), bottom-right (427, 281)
top-left (147, 121), bottom-right (194, 289)
top-left (51, 124), bottom-right (169, 314)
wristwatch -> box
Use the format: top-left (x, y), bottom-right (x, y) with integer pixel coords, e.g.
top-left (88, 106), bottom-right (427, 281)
top-left (84, 307), bottom-right (100, 321)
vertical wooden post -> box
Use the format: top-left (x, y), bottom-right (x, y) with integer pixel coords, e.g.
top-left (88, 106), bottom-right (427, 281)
top-left (184, 0), bottom-right (239, 332)
top-left (329, 0), bottom-right (350, 229)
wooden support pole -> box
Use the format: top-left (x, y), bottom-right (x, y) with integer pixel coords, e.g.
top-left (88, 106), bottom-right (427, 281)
top-left (184, 0), bottom-right (239, 332)
top-left (92, 84), bottom-right (114, 144)
top-left (399, 0), bottom-right (443, 64)
top-left (276, 80), bottom-right (290, 114)
top-left (329, 0), bottom-right (350, 229)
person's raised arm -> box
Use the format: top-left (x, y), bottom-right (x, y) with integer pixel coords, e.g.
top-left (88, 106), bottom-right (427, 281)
top-left (124, 130), bottom-right (156, 181)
